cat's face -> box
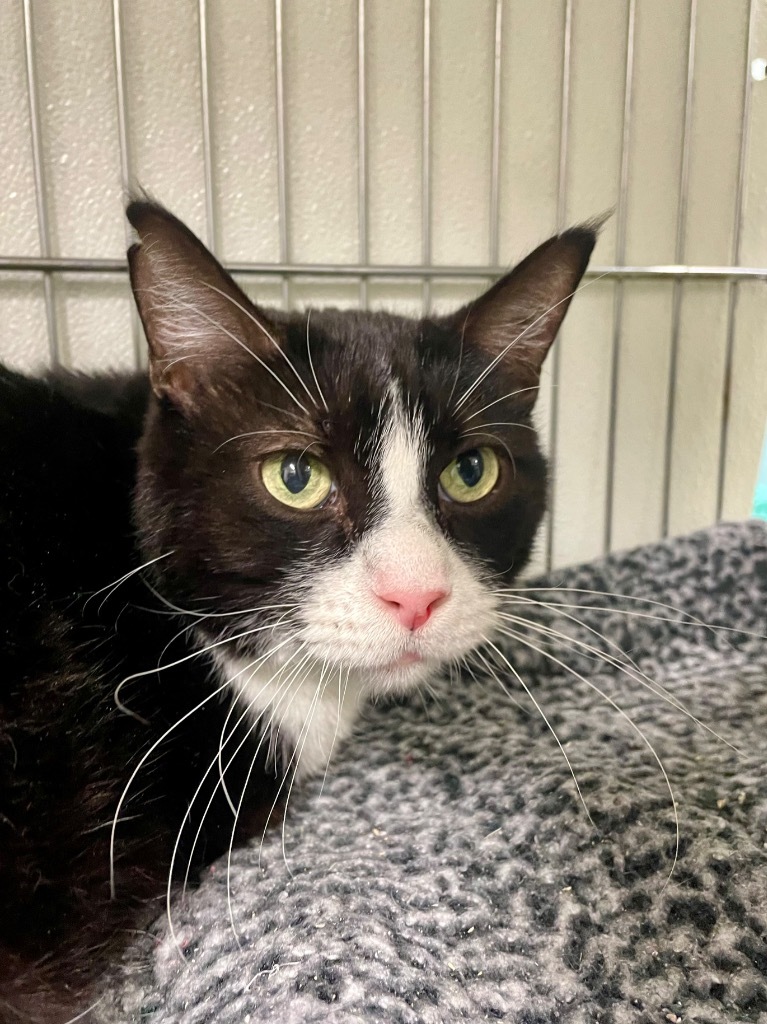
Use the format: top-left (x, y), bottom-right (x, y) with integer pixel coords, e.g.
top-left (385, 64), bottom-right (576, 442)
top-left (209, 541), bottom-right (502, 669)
top-left (128, 202), bottom-right (595, 774)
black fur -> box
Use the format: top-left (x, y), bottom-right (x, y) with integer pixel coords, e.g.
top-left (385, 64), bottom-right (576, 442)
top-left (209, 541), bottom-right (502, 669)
top-left (0, 202), bottom-right (596, 1021)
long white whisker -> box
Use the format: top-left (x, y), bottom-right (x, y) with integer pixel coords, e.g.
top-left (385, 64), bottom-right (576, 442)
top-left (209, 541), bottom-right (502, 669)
top-left (454, 272), bottom-right (609, 411)
top-left (460, 420), bottom-right (537, 435)
top-left (496, 602), bottom-right (742, 755)
top-left (203, 281), bottom-right (319, 408)
top-left (108, 620), bottom-right (284, 897)
top-left (496, 625), bottom-right (681, 888)
top-left (142, 578), bottom-right (300, 621)
top-left (470, 647), bottom-right (531, 716)
top-left (462, 385), bottom-right (547, 422)
top-left (306, 309), bottom-right (329, 411)
top-left (483, 638), bottom-right (594, 827)
top-left (213, 429), bottom-right (321, 454)
top-left (498, 584), bottom-right (765, 641)
top-left (81, 551), bottom-right (173, 613)
top-left (161, 293), bottom-right (310, 415)
top-left (216, 632), bottom-right (297, 815)
top-left (225, 650), bottom-right (314, 948)
top-left (319, 662), bottom-right (349, 798)
top-left (166, 639), bottom-right (300, 961)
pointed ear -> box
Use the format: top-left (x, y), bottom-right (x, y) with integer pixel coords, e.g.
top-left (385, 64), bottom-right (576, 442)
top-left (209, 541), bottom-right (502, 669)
top-left (127, 200), bottom-right (279, 408)
top-left (449, 222), bottom-right (600, 391)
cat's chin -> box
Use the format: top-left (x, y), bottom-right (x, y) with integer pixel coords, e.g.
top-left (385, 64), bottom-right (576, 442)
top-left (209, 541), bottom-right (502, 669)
top-left (364, 654), bottom-right (436, 694)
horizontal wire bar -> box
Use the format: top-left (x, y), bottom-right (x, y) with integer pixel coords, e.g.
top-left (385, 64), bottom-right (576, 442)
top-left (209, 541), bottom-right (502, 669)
top-left (1, 256), bottom-right (765, 280)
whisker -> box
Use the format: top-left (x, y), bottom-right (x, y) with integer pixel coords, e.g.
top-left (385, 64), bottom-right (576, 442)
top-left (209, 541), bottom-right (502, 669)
top-left (160, 293), bottom-right (310, 416)
top-left (462, 384), bottom-right (549, 422)
top-left (277, 670), bottom-right (332, 877)
top-left (458, 430), bottom-right (516, 474)
top-left (109, 620), bottom-right (287, 897)
top-left (469, 647), bottom-right (531, 717)
top-left (142, 579), bottom-right (300, 622)
top-left (495, 602), bottom-right (742, 755)
top-left (203, 281), bottom-right (319, 409)
top-left (212, 429), bottom-right (321, 454)
top-left (318, 663), bottom-right (349, 799)
top-left (165, 639), bottom-right (301, 960)
top-left (497, 584), bottom-right (766, 641)
top-left (460, 420), bottom-right (537, 435)
top-left (454, 272), bottom-right (609, 411)
top-left (225, 651), bottom-right (315, 948)
top-left (482, 637), bottom-right (595, 827)
top-left (60, 996), bottom-right (106, 1024)
top-left (496, 625), bottom-right (681, 888)
top-left (81, 551), bottom-right (173, 613)
top-left (306, 309), bottom-right (329, 412)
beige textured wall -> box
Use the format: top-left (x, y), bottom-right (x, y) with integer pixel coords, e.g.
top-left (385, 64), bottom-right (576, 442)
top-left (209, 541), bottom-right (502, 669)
top-left (1, 0), bottom-right (765, 570)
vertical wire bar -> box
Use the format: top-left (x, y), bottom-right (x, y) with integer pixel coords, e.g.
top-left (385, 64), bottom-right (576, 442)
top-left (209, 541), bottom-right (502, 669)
top-left (274, 0), bottom-right (290, 310)
top-left (545, 0), bottom-right (573, 572)
top-left (661, 0), bottom-right (697, 537)
top-left (421, 0), bottom-right (431, 314)
top-left (112, 0), bottom-right (142, 368)
top-left (22, 0), bottom-right (59, 368)
top-left (198, 0), bottom-right (217, 253)
top-left (603, 0), bottom-right (636, 555)
top-left (488, 0), bottom-right (503, 267)
top-left (716, 0), bottom-right (756, 520)
top-left (357, 0), bottom-right (368, 309)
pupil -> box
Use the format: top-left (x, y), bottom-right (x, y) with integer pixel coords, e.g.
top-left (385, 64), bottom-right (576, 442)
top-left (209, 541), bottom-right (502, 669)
top-left (281, 454), bottom-right (312, 494)
top-left (457, 449), bottom-right (483, 488)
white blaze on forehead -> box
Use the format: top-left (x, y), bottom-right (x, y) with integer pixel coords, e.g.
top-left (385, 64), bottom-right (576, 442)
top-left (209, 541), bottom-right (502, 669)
top-left (376, 384), bottom-right (428, 520)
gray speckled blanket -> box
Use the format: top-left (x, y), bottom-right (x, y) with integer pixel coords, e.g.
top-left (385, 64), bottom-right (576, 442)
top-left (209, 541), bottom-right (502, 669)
top-left (104, 521), bottom-right (767, 1024)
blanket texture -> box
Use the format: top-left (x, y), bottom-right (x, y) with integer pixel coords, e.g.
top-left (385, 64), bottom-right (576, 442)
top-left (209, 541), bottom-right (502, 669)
top-left (104, 521), bottom-right (767, 1024)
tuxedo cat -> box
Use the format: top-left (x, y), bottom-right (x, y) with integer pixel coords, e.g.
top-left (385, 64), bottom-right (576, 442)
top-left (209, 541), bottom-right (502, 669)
top-left (0, 201), bottom-right (596, 1021)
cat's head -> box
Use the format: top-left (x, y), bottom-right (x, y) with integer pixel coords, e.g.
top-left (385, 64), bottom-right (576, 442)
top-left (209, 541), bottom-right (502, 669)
top-left (127, 201), bottom-right (595, 771)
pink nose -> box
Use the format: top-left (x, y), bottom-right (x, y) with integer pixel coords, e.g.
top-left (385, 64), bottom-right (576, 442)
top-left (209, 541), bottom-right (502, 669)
top-left (374, 586), bottom-right (450, 631)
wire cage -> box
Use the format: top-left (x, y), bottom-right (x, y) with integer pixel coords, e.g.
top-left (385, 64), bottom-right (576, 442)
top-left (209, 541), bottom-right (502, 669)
top-left (1, 0), bottom-right (765, 572)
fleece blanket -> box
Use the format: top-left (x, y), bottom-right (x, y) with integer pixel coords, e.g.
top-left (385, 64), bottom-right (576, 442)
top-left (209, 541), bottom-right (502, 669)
top-left (103, 521), bottom-right (767, 1024)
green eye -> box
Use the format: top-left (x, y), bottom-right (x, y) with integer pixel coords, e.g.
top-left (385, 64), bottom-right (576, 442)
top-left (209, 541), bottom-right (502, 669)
top-left (261, 451), bottom-right (333, 510)
top-left (439, 447), bottom-right (499, 503)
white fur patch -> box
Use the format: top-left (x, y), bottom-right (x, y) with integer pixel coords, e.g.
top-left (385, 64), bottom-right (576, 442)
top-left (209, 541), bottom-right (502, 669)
top-left (218, 386), bottom-right (498, 780)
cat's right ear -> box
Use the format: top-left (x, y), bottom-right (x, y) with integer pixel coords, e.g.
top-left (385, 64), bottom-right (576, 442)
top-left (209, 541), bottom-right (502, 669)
top-left (127, 200), bottom-right (280, 410)
top-left (447, 221), bottom-right (601, 400)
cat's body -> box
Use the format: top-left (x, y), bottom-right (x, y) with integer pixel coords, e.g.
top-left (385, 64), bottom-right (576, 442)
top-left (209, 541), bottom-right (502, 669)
top-left (0, 202), bottom-right (596, 1022)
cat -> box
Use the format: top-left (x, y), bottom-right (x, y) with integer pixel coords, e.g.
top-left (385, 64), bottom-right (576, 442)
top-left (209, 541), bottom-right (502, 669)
top-left (0, 199), bottom-right (596, 1022)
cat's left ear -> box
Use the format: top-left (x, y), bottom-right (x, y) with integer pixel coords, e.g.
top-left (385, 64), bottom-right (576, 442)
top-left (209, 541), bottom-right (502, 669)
top-left (448, 222), bottom-right (600, 388)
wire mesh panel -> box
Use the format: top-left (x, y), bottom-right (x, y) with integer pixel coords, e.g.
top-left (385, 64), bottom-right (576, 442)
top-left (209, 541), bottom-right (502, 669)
top-left (0, 0), bottom-right (765, 570)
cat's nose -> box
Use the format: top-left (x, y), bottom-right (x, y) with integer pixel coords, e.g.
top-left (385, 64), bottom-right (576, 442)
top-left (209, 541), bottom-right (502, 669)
top-left (374, 585), bottom-right (450, 631)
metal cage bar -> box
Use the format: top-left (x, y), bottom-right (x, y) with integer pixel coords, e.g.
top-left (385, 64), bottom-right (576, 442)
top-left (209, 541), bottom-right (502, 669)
top-left (716, 0), bottom-right (758, 520)
top-left (603, 0), bottom-right (637, 555)
top-left (545, 0), bottom-right (574, 573)
top-left (274, 0), bottom-right (290, 310)
top-left (357, 0), bottom-right (368, 309)
top-left (1, 257), bottom-right (765, 279)
top-left (22, 0), bottom-right (58, 368)
top-left (661, 0), bottom-right (698, 538)
top-left (421, 0), bottom-right (431, 314)
top-left (488, 0), bottom-right (503, 269)
top-left (112, 0), bottom-right (143, 369)
top-left (198, 0), bottom-right (217, 254)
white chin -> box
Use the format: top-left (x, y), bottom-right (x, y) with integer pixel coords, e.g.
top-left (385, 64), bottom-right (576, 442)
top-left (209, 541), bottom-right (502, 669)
top-left (366, 658), bottom-right (438, 694)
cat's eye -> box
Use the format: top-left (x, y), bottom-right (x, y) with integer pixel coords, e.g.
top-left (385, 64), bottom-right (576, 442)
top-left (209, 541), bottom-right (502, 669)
top-left (439, 447), bottom-right (500, 504)
top-left (261, 451), bottom-right (333, 510)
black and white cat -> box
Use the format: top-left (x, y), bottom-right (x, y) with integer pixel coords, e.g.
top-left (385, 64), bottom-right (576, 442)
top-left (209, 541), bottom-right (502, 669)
top-left (0, 201), bottom-right (596, 1021)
